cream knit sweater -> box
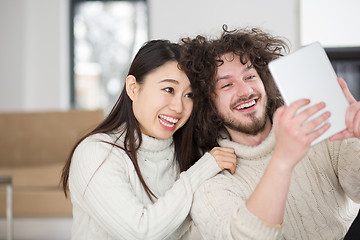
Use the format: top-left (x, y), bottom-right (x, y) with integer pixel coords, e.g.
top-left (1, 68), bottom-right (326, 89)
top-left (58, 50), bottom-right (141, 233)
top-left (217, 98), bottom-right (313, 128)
top-left (69, 131), bottom-right (221, 240)
top-left (191, 130), bottom-right (360, 240)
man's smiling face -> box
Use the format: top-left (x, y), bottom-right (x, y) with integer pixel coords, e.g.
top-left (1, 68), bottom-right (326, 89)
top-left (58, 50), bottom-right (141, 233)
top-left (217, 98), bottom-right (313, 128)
top-left (213, 53), bottom-right (269, 136)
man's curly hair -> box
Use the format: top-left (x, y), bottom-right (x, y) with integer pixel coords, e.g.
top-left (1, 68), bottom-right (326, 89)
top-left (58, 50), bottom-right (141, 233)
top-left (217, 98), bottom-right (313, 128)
top-left (179, 26), bottom-right (289, 151)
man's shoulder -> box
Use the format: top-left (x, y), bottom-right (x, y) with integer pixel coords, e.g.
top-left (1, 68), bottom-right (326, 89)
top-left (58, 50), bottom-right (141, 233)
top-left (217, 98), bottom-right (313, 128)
top-left (308, 137), bottom-right (359, 154)
top-left (195, 171), bottom-right (238, 193)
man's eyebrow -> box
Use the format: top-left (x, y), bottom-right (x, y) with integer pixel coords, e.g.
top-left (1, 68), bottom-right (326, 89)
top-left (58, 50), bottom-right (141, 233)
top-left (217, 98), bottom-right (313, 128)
top-left (215, 64), bottom-right (254, 82)
top-left (245, 64), bottom-right (254, 72)
top-left (215, 75), bottom-right (231, 82)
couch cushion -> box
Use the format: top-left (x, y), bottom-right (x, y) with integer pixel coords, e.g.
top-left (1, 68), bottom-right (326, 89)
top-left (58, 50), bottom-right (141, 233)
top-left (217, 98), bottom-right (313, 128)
top-left (0, 163), bottom-right (64, 188)
top-left (0, 110), bottom-right (104, 217)
top-left (0, 110), bottom-right (104, 167)
top-left (0, 163), bottom-right (72, 217)
top-left (0, 190), bottom-right (72, 217)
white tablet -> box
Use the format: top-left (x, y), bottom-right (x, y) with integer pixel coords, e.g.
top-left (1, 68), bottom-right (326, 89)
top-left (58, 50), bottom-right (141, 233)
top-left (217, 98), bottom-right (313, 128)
top-left (268, 42), bottom-right (349, 145)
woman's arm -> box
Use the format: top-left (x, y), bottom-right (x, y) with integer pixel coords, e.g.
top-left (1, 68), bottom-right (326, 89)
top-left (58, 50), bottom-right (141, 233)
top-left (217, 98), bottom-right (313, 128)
top-left (69, 136), bottom-right (234, 240)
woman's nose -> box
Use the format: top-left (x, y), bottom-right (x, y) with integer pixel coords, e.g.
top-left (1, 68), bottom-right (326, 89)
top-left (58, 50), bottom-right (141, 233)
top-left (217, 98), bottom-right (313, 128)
top-left (169, 96), bottom-right (183, 114)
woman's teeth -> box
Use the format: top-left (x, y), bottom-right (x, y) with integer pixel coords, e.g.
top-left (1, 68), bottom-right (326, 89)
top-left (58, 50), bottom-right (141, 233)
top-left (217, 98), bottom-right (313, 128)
top-left (159, 115), bottom-right (179, 127)
top-left (159, 119), bottom-right (175, 127)
top-left (159, 115), bottom-right (179, 123)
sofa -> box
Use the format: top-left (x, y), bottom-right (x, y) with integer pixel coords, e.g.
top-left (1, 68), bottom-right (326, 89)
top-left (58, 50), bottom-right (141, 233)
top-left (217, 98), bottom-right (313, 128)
top-left (0, 109), bottom-right (104, 217)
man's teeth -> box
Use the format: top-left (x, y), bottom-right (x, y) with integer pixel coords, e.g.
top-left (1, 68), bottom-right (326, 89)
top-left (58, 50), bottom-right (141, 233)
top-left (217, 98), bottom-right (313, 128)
top-left (236, 100), bottom-right (256, 110)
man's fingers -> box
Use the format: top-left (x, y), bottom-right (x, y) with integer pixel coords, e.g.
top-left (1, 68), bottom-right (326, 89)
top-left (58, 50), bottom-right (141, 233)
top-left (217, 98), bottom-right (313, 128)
top-left (307, 122), bottom-right (331, 143)
top-left (283, 99), bottom-right (311, 120)
top-left (302, 110), bottom-right (331, 134)
top-left (330, 129), bottom-right (352, 141)
top-left (295, 101), bottom-right (326, 126)
top-left (338, 77), bottom-right (356, 104)
top-left (354, 110), bottom-right (360, 137)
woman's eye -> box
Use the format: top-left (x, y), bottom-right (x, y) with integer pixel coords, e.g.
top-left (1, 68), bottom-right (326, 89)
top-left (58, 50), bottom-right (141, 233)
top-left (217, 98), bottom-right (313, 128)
top-left (163, 87), bottom-right (174, 94)
top-left (185, 92), bottom-right (193, 98)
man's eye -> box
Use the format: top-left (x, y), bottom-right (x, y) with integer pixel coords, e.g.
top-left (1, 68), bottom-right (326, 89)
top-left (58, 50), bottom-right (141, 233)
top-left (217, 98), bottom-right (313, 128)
top-left (163, 87), bottom-right (174, 94)
top-left (221, 83), bottom-right (232, 89)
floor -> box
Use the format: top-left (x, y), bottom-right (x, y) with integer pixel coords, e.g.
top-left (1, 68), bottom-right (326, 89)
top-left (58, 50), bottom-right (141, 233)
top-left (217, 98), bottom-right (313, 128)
top-left (0, 218), bottom-right (203, 240)
top-left (0, 218), bottom-right (72, 240)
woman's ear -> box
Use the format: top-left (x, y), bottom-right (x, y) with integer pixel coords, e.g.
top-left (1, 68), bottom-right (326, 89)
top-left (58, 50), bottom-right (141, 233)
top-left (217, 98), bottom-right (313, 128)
top-left (125, 75), bottom-right (139, 101)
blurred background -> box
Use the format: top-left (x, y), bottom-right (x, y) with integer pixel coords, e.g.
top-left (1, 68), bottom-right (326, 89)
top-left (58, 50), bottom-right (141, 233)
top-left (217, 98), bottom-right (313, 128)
top-left (0, 0), bottom-right (359, 239)
top-left (1, 0), bottom-right (359, 114)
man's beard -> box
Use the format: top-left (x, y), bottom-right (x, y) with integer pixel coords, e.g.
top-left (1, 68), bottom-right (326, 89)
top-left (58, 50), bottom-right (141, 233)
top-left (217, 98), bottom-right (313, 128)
top-left (217, 96), bottom-right (268, 136)
top-left (222, 111), bottom-right (267, 135)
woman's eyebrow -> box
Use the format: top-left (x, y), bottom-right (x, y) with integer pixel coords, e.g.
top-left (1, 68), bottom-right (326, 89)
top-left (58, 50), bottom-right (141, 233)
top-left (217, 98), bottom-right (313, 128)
top-left (159, 79), bottom-right (179, 84)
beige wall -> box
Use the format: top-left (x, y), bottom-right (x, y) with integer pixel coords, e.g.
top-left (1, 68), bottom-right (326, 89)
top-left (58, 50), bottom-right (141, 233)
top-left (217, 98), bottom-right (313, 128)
top-left (0, 0), bottom-right (300, 112)
top-left (148, 0), bottom-right (300, 46)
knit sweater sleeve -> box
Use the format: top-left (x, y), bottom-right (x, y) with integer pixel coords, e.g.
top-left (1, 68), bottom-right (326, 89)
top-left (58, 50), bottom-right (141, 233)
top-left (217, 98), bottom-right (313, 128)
top-left (191, 174), bottom-right (282, 240)
top-left (335, 138), bottom-right (360, 202)
top-left (69, 136), bottom-right (221, 240)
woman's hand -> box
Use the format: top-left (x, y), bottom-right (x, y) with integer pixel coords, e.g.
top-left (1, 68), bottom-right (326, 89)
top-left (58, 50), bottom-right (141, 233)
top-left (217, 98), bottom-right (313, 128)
top-left (209, 147), bottom-right (237, 174)
top-left (272, 99), bottom-right (331, 169)
top-left (330, 77), bottom-right (360, 140)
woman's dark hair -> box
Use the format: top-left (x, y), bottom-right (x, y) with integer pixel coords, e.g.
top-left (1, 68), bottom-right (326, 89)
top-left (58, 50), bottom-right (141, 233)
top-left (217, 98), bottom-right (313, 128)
top-left (61, 40), bottom-right (200, 201)
top-left (179, 26), bottom-right (289, 151)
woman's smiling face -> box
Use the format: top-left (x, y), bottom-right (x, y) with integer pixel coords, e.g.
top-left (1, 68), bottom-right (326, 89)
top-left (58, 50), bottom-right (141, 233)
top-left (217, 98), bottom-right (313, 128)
top-left (127, 61), bottom-right (193, 139)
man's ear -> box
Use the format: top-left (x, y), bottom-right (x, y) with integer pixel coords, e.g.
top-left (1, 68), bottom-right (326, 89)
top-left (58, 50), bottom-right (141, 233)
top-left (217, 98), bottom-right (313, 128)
top-left (125, 75), bottom-right (139, 101)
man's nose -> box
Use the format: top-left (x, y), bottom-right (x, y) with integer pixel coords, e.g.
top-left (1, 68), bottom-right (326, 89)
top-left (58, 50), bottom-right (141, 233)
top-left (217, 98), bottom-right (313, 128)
top-left (236, 80), bottom-right (253, 98)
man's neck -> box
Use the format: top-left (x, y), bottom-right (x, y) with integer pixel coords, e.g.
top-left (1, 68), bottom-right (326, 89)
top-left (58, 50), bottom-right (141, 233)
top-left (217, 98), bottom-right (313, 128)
top-left (227, 118), bottom-right (273, 147)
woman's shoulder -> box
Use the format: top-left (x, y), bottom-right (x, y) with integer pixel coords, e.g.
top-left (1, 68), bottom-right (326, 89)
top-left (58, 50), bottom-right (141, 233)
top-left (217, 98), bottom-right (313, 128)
top-left (76, 133), bottom-right (114, 152)
top-left (73, 132), bottom-right (128, 165)
top-left (84, 131), bottom-right (118, 142)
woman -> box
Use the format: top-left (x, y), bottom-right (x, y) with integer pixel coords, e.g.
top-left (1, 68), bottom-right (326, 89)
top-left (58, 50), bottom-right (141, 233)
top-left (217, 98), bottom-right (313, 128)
top-left (61, 40), bottom-right (236, 240)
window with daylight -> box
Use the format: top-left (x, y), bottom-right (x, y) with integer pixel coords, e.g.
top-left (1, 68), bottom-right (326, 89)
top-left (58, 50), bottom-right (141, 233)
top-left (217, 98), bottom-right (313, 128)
top-left (70, 0), bottom-right (148, 112)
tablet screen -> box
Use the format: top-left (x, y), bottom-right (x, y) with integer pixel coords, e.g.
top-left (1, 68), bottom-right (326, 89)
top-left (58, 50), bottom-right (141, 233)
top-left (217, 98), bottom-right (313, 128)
top-left (268, 42), bottom-right (349, 145)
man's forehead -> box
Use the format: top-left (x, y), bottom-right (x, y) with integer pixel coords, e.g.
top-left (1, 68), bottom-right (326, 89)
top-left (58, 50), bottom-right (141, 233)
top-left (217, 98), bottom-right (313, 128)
top-left (218, 52), bottom-right (236, 62)
top-left (216, 55), bottom-right (252, 71)
top-left (217, 52), bottom-right (252, 66)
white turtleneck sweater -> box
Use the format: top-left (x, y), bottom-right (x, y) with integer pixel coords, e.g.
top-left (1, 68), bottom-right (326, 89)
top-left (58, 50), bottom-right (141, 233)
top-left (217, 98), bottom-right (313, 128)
top-left (69, 131), bottom-right (221, 240)
top-left (191, 130), bottom-right (360, 240)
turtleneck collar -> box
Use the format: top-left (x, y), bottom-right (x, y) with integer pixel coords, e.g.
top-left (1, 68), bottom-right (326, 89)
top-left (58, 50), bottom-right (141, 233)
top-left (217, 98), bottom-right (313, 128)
top-left (137, 134), bottom-right (174, 163)
top-left (114, 126), bottom-right (173, 151)
top-left (139, 133), bottom-right (173, 152)
top-left (114, 126), bottom-right (174, 163)
top-left (218, 128), bottom-right (275, 160)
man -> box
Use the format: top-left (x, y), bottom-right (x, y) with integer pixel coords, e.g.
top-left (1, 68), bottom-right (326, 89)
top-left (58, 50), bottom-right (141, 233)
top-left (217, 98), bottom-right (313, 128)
top-left (179, 27), bottom-right (360, 239)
